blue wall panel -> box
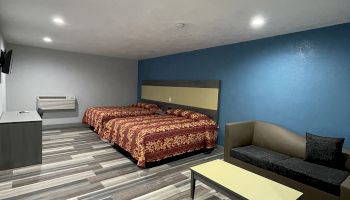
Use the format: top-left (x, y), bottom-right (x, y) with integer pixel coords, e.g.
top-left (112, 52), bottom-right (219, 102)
top-left (138, 23), bottom-right (350, 147)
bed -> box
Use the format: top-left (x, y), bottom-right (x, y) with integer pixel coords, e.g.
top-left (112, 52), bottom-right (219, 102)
top-left (100, 109), bottom-right (218, 167)
top-left (82, 103), bottom-right (160, 134)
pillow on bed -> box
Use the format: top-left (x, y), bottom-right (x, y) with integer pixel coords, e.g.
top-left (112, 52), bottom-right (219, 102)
top-left (132, 103), bottom-right (160, 110)
top-left (166, 108), bottom-right (183, 116)
top-left (184, 111), bottom-right (210, 120)
top-left (166, 109), bottom-right (210, 120)
top-left (144, 104), bottom-right (160, 110)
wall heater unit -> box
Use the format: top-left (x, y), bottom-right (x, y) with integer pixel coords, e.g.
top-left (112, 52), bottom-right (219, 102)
top-left (37, 96), bottom-right (76, 111)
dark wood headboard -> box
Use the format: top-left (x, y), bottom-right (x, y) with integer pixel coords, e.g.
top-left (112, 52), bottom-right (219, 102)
top-left (141, 80), bottom-right (221, 123)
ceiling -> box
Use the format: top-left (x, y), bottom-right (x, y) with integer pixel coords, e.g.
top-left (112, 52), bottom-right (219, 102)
top-left (0, 0), bottom-right (349, 59)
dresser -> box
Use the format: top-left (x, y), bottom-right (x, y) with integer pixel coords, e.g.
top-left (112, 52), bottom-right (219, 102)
top-left (0, 111), bottom-right (42, 170)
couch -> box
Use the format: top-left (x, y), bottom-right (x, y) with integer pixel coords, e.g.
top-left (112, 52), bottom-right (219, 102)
top-left (224, 121), bottom-right (350, 200)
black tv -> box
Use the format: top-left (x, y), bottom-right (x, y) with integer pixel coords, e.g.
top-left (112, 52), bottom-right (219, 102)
top-left (0, 50), bottom-right (5, 68)
top-left (1, 50), bottom-right (13, 74)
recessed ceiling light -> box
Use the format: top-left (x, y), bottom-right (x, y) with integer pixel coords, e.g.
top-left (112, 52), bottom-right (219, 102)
top-left (43, 37), bottom-right (53, 43)
top-left (52, 17), bottom-right (65, 25)
top-left (250, 16), bottom-right (265, 29)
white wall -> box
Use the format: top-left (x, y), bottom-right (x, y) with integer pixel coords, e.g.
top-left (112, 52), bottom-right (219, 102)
top-left (6, 43), bottom-right (138, 125)
top-left (0, 30), bottom-right (6, 114)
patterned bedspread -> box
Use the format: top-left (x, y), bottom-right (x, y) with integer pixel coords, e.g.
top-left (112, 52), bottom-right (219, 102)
top-left (101, 114), bottom-right (218, 167)
top-left (82, 105), bottom-right (159, 134)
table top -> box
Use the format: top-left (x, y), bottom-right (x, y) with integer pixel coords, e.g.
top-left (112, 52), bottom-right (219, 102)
top-left (0, 111), bottom-right (42, 123)
top-left (190, 159), bottom-right (303, 200)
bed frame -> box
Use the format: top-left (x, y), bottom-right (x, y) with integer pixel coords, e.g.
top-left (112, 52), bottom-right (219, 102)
top-left (140, 80), bottom-right (221, 123)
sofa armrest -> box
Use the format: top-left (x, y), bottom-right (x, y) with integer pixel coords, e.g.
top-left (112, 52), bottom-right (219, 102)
top-left (341, 175), bottom-right (350, 200)
top-left (224, 121), bottom-right (255, 161)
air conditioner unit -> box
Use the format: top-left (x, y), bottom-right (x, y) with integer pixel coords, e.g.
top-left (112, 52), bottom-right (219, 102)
top-left (37, 96), bottom-right (76, 111)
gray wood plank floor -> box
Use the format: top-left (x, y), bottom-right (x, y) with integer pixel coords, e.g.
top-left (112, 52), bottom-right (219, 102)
top-left (0, 127), bottom-right (228, 200)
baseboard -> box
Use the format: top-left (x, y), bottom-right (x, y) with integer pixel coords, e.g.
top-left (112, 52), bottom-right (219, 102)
top-left (42, 123), bottom-right (89, 130)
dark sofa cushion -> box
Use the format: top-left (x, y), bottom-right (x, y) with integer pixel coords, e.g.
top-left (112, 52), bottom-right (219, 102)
top-left (231, 145), bottom-right (290, 171)
top-left (273, 157), bottom-right (349, 196)
top-left (305, 132), bottom-right (345, 169)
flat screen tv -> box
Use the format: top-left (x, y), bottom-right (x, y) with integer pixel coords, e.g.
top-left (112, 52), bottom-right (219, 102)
top-left (0, 50), bottom-right (13, 74)
top-left (0, 50), bottom-right (4, 68)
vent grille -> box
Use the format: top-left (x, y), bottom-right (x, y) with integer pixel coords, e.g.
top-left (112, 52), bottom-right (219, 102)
top-left (37, 96), bottom-right (76, 110)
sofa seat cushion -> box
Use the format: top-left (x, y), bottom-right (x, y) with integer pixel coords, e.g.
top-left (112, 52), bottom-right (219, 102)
top-left (230, 145), bottom-right (290, 171)
top-left (273, 157), bottom-right (349, 196)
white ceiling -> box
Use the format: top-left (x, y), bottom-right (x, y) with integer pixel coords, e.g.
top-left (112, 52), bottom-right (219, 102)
top-left (0, 0), bottom-right (350, 59)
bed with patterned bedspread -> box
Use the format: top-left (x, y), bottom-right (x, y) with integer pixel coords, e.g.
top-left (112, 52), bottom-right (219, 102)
top-left (82, 103), bottom-right (160, 134)
top-left (100, 109), bottom-right (218, 167)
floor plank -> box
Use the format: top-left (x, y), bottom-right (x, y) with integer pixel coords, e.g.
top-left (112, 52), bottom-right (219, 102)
top-left (0, 126), bottom-right (226, 200)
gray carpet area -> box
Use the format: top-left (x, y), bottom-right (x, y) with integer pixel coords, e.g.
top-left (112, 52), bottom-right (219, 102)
top-left (0, 127), bottom-right (227, 200)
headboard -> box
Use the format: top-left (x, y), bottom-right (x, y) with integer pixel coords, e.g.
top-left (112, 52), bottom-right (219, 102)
top-left (141, 80), bottom-right (221, 122)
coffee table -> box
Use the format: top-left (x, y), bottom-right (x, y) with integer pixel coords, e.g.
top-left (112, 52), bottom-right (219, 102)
top-left (190, 159), bottom-right (303, 200)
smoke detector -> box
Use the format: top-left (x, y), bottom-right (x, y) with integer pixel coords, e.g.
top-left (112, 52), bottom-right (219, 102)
top-left (175, 23), bottom-right (186, 28)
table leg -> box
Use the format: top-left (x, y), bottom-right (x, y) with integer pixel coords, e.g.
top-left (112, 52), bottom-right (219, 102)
top-left (191, 171), bottom-right (196, 199)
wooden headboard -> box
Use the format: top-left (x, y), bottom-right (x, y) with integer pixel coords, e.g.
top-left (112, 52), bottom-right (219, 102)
top-left (141, 80), bottom-right (221, 122)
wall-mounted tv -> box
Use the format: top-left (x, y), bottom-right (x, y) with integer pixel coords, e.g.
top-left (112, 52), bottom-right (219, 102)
top-left (0, 49), bottom-right (13, 74)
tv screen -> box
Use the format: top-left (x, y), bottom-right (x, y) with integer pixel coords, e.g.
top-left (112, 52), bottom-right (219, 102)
top-left (1, 50), bottom-right (13, 74)
top-left (0, 50), bottom-right (5, 69)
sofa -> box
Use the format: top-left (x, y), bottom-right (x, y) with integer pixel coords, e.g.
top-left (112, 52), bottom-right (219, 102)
top-left (224, 121), bottom-right (350, 200)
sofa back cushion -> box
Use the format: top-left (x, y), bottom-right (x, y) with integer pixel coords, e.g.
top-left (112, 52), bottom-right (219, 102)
top-left (305, 133), bottom-right (345, 169)
top-left (252, 121), bottom-right (306, 159)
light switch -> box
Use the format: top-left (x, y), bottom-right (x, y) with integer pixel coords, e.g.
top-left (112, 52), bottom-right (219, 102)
top-left (168, 97), bottom-right (172, 102)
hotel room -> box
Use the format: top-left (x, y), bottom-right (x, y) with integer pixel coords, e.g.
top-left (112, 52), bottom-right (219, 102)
top-left (0, 1), bottom-right (350, 199)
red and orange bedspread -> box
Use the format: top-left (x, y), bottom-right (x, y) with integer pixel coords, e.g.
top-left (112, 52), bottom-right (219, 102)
top-left (82, 103), bottom-right (159, 134)
top-left (101, 112), bottom-right (218, 167)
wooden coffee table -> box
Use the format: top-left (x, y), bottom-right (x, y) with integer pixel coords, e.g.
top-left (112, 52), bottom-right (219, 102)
top-left (190, 160), bottom-right (303, 200)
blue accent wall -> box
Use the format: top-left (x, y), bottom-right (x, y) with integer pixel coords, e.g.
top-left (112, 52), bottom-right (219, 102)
top-left (138, 23), bottom-right (350, 148)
